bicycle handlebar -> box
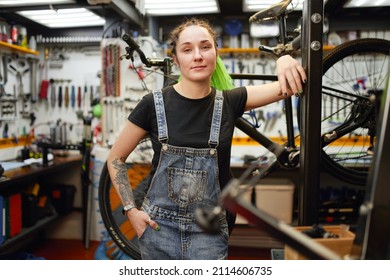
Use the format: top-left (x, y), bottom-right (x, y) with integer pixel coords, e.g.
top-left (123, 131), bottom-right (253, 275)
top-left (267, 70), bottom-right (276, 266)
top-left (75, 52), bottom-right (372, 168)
top-left (121, 33), bottom-right (173, 71)
top-left (259, 33), bottom-right (301, 57)
top-left (122, 33), bottom-right (150, 67)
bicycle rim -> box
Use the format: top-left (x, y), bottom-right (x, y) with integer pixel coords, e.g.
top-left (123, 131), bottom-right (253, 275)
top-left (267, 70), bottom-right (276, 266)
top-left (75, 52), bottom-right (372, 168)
top-left (320, 38), bottom-right (390, 185)
top-left (98, 138), bottom-right (153, 259)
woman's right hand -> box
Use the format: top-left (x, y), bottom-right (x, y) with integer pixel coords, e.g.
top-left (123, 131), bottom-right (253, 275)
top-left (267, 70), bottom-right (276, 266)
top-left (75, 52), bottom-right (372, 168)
top-left (127, 208), bottom-right (160, 237)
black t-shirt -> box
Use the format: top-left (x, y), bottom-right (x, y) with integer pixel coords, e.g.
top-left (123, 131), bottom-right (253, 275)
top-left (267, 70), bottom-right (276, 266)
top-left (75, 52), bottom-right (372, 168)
top-left (128, 85), bottom-right (247, 190)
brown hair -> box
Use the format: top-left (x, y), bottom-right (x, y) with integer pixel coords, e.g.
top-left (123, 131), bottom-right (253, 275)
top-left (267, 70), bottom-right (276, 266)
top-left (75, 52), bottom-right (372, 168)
top-left (169, 17), bottom-right (218, 55)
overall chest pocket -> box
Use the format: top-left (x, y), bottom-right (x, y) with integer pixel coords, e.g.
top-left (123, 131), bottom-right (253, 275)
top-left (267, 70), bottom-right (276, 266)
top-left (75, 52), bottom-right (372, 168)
top-left (167, 167), bottom-right (207, 206)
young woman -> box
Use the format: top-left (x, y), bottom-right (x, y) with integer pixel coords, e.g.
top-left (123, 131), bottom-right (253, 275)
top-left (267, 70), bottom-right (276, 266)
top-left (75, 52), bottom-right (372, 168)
top-left (107, 18), bottom-right (306, 260)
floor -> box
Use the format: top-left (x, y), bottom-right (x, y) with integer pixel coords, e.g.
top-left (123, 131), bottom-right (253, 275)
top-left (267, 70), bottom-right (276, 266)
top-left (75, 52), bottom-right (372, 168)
top-left (25, 238), bottom-right (273, 260)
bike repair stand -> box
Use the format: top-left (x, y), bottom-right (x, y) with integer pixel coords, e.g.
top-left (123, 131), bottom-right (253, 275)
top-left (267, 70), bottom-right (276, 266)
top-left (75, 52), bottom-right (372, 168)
top-left (38, 115), bottom-right (94, 249)
top-left (298, 0), bottom-right (324, 225)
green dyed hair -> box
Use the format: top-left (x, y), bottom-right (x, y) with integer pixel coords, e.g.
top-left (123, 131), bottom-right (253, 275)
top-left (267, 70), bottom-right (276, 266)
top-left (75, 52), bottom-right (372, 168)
top-left (211, 56), bottom-right (234, 90)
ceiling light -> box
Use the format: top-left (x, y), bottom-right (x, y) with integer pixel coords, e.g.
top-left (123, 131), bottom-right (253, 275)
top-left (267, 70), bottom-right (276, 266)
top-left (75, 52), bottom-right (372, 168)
top-left (0, 0), bottom-right (75, 6)
top-left (243, 0), bottom-right (303, 12)
top-left (344, 0), bottom-right (390, 7)
top-left (17, 8), bottom-right (105, 28)
top-left (141, 0), bottom-right (219, 16)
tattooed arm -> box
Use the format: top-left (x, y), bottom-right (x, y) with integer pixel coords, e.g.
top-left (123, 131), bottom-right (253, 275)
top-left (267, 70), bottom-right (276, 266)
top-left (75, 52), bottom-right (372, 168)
top-left (111, 157), bottom-right (137, 210)
top-left (107, 121), bottom-right (159, 236)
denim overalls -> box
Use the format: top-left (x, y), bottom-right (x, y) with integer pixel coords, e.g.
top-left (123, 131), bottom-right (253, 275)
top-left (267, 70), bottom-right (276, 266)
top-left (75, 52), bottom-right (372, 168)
top-left (138, 90), bottom-right (229, 260)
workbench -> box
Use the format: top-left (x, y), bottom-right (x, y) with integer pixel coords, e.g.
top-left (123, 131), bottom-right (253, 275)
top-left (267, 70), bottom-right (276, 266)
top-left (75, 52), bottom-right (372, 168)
top-left (0, 154), bottom-right (82, 256)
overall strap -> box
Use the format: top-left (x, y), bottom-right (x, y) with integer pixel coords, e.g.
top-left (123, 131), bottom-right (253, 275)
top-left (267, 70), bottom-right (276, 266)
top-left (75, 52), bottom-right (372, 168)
top-left (152, 90), bottom-right (169, 143)
top-left (208, 90), bottom-right (224, 148)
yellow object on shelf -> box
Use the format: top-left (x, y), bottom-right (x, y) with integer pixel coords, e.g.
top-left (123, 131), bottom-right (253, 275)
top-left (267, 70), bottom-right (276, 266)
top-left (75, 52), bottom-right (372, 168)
top-left (0, 41), bottom-right (39, 55)
top-left (0, 136), bottom-right (33, 149)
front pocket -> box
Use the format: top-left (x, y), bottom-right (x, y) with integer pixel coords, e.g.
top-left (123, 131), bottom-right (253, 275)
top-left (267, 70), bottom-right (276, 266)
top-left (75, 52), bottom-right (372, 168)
top-left (167, 167), bottom-right (207, 206)
top-left (138, 223), bottom-right (152, 240)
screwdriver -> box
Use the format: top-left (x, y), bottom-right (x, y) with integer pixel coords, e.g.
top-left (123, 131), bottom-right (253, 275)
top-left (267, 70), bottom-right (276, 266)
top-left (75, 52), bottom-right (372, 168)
top-left (71, 85), bottom-right (75, 108)
top-left (58, 85), bottom-right (62, 107)
top-left (65, 85), bottom-right (69, 108)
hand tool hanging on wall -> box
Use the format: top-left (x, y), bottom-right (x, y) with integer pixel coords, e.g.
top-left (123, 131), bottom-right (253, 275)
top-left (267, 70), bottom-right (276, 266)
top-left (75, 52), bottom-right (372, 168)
top-left (83, 85), bottom-right (88, 113)
top-left (103, 44), bottom-right (109, 96)
top-left (8, 58), bottom-right (31, 118)
top-left (26, 57), bottom-right (39, 103)
top-left (103, 43), bottom-right (121, 97)
top-left (65, 84), bottom-right (69, 108)
top-left (50, 79), bottom-right (56, 109)
top-left (90, 85), bottom-right (94, 105)
top-left (2, 122), bottom-right (8, 138)
top-left (0, 51), bottom-right (4, 96)
top-left (237, 58), bottom-right (245, 87)
top-left (115, 44), bottom-right (120, 96)
top-left (8, 61), bottom-right (29, 98)
top-left (2, 54), bottom-right (8, 86)
top-left (248, 59), bottom-right (256, 86)
top-left (77, 86), bottom-right (82, 108)
top-left (71, 85), bottom-right (75, 108)
top-left (258, 54), bottom-right (268, 85)
top-left (58, 85), bottom-right (62, 108)
top-left (39, 48), bottom-right (50, 100)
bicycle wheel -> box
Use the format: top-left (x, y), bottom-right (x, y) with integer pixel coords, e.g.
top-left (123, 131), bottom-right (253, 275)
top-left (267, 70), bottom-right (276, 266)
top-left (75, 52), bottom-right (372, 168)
top-left (319, 38), bottom-right (390, 185)
top-left (98, 138), bottom-right (153, 259)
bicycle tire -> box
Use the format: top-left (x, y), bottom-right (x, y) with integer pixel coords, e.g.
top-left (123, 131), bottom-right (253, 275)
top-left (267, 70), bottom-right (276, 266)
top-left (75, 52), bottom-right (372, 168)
top-left (98, 136), bottom-right (153, 259)
top-left (316, 38), bottom-right (389, 185)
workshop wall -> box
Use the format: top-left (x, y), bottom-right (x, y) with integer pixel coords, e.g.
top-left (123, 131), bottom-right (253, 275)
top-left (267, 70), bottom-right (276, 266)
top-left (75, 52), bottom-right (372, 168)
top-left (0, 45), bottom-right (101, 161)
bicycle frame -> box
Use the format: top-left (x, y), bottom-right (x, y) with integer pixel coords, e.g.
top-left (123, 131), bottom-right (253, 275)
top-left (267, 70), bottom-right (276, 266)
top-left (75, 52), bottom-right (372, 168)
top-left (231, 73), bottom-right (300, 168)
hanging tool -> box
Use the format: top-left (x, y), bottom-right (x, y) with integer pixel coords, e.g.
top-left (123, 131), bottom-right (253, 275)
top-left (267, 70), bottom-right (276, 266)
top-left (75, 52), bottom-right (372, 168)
top-left (248, 61), bottom-right (256, 86)
top-left (84, 85), bottom-right (88, 105)
top-left (2, 54), bottom-right (7, 86)
top-left (65, 84), bottom-right (69, 108)
top-left (237, 59), bottom-right (245, 87)
top-left (2, 122), bottom-right (8, 138)
top-left (258, 54), bottom-right (268, 85)
top-left (8, 58), bottom-right (31, 118)
top-left (50, 79), bottom-right (56, 108)
top-left (90, 85), bottom-right (94, 105)
top-left (71, 85), bottom-right (76, 108)
top-left (28, 57), bottom-right (39, 103)
top-left (8, 62), bottom-right (29, 98)
top-left (58, 85), bottom-right (62, 107)
top-left (39, 48), bottom-right (49, 100)
top-left (77, 86), bottom-right (82, 108)
top-left (0, 51), bottom-right (4, 96)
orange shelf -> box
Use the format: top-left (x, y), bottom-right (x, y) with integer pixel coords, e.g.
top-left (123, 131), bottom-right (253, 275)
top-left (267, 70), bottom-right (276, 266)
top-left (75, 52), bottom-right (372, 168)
top-left (0, 136), bottom-right (33, 149)
top-left (219, 45), bottom-right (335, 54)
top-left (232, 135), bottom-right (367, 146)
top-left (219, 48), bottom-right (260, 53)
top-left (0, 41), bottom-right (39, 56)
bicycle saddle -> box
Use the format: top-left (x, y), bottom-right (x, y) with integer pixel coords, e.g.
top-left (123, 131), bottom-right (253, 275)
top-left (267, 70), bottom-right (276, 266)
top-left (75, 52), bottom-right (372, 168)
top-left (249, 0), bottom-right (292, 22)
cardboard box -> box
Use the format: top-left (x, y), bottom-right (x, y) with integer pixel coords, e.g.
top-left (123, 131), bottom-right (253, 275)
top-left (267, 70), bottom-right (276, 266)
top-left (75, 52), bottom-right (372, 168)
top-left (284, 225), bottom-right (355, 260)
top-left (235, 179), bottom-right (295, 224)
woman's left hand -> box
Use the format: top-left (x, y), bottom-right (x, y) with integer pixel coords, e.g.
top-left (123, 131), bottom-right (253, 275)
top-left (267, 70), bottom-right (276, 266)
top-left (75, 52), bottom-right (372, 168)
top-left (276, 55), bottom-right (307, 96)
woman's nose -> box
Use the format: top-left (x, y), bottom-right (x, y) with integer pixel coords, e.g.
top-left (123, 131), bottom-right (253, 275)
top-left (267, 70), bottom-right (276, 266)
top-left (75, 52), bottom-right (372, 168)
top-left (194, 48), bottom-right (203, 60)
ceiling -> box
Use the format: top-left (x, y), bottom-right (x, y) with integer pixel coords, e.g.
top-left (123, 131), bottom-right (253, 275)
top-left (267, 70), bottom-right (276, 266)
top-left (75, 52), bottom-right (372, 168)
top-left (0, 0), bottom-right (389, 39)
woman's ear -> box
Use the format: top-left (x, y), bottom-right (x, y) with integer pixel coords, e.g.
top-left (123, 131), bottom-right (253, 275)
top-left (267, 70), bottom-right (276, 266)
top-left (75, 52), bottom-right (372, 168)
top-left (173, 55), bottom-right (180, 68)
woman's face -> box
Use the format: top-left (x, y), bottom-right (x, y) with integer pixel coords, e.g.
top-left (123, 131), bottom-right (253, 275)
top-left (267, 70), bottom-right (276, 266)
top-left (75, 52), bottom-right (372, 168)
top-left (174, 25), bottom-right (217, 83)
